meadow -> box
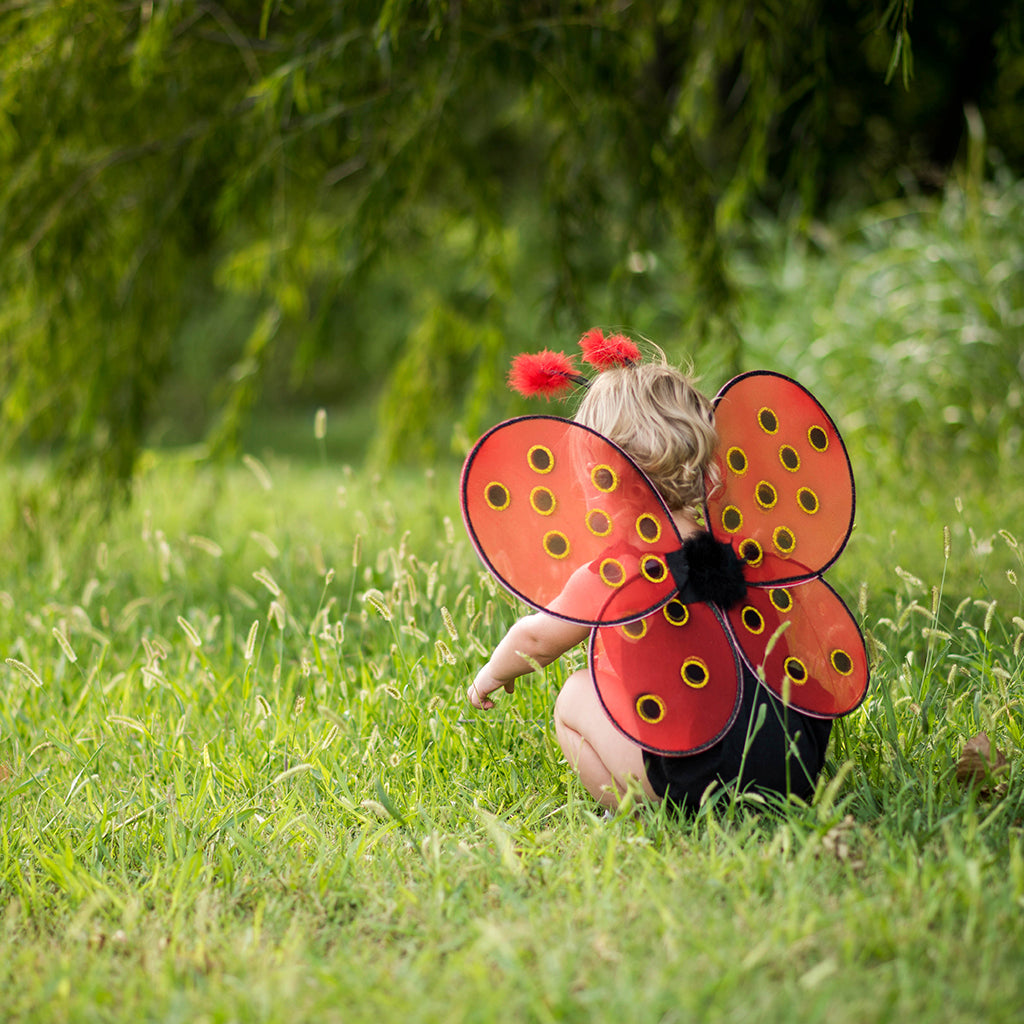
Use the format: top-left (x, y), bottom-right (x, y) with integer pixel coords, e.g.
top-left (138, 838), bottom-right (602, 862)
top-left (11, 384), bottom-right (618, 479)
top-left (0, 431), bottom-right (1022, 1023)
top-left (2, 177), bottom-right (1024, 1023)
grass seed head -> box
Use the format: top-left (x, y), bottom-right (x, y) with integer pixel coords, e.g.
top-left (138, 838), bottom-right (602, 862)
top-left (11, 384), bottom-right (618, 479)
top-left (242, 454), bottom-right (273, 491)
top-left (441, 606), bottom-right (459, 642)
top-left (52, 627), bottom-right (78, 663)
top-left (363, 589), bottom-right (392, 622)
top-left (253, 568), bottom-right (282, 597)
top-left (251, 532), bottom-right (281, 559)
top-left (188, 535), bottom-right (224, 558)
top-left (6, 658), bottom-right (43, 687)
top-left (177, 616), bottom-right (202, 648)
top-left (268, 601), bottom-right (286, 630)
top-left (244, 620), bottom-right (260, 661)
top-left (895, 566), bottom-right (925, 590)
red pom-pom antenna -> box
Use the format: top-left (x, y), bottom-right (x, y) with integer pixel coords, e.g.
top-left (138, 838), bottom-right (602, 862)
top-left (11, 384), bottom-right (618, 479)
top-left (579, 328), bottom-right (641, 369)
top-left (508, 350), bottom-right (589, 399)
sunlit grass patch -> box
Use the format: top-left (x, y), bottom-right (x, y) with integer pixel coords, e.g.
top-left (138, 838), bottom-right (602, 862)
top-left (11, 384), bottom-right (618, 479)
top-left (1, 449), bottom-right (1023, 1022)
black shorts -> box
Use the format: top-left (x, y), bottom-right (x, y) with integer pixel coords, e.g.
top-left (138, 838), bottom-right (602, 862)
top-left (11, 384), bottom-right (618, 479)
top-left (643, 665), bottom-right (833, 814)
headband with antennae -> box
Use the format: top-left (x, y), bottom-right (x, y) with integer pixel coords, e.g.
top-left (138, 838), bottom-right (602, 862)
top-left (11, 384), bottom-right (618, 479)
top-left (507, 329), bottom-right (641, 399)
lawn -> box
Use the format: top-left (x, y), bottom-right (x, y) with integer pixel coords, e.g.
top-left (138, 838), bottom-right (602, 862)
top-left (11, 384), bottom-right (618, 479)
top-left (1, 432), bottom-right (1022, 1022)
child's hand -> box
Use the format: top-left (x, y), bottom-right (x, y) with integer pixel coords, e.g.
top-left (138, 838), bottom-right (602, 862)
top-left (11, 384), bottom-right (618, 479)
top-left (468, 669), bottom-right (515, 710)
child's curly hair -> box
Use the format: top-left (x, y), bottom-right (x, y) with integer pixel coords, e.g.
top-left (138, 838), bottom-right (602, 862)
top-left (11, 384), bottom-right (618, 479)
top-left (573, 351), bottom-right (718, 517)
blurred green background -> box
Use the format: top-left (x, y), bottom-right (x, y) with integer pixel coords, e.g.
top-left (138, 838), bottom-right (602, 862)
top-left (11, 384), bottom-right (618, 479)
top-left (1, 0), bottom-right (1021, 491)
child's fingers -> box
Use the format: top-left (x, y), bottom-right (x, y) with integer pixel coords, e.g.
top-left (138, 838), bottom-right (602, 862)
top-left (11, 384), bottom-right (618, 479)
top-left (468, 677), bottom-right (513, 709)
top-left (468, 680), bottom-right (496, 709)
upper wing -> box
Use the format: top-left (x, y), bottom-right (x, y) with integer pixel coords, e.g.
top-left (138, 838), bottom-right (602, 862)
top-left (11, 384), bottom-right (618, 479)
top-left (590, 599), bottom-right (742, 755)
top-left (706, 372), bottom-right (855, 586)
top-left (461, 416), bottom-right (682, 625)
top-left (725, 576), bottom-right (869, 718)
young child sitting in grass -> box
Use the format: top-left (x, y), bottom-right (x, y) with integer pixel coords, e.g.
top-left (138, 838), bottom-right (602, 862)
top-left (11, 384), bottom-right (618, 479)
top-left (466, 346), bottom-right (833, 814)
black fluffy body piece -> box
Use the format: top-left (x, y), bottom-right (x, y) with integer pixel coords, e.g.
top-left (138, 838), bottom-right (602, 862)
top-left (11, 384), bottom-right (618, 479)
top-left (665, 532), bottom-right (748, 609)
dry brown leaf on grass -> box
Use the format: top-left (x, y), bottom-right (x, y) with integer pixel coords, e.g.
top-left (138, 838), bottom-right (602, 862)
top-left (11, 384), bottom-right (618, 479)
top-left (0, 762), bottom-right (9, 783)
top-left (956, 732), bottom-right (1010, 796)
top-left (820, 815), bottom-right (868, 872)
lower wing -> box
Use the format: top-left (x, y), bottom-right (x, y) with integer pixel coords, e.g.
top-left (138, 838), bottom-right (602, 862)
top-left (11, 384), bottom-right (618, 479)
top-left (589, 600), bottom-right (742, 756)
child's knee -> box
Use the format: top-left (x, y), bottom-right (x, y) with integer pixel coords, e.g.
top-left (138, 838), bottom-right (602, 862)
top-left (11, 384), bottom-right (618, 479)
top-left (553, 669), bottom-right (589, 727)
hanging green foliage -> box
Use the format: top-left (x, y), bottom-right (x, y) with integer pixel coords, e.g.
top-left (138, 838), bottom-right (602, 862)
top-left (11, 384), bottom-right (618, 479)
top-left (0, 1), bottom-right (1020, 489)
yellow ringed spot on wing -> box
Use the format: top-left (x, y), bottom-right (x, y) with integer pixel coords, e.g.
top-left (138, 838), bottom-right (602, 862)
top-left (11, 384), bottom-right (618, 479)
top-left (527, 445), bottom-right (554, 474)
top-left (599, 558), bottom-right (625, 588)
top-left (585, 508), bottom-right (613, 537)
top-left (779, 445), bottom-right (801, 472)
top-left (591, 464), bottom-right (618, 492)
top-left (636, 513), bottom-right (662, 543)
top-left (797, 487), bottom-right (819, 514)
top-left (808, 424), bottom-right (830, 452)
top-left (769, 588), bottom-right (794, 613)
top-left (740, 606), bottom-right (765, 634)
top-left (636, 694), bottom-right (666, 724)
top-left (530, 486), bottom-right (557, 516)
top-left (484, 481), bottom-right (510, 511)
top-left (739, 538), bottom-right (763, 567)
top-left (758, 407), bottom-right (779, 434)
top-left (784, 657), bottom-right (808, 684)
top-left (621, 619), bottom-right (648, 641)
top-left (755, 480), bottom-right (778, 510)
top-left (831, 649), bottom-right (855, 676)
top-left (726, 446), bottom-right (749, 475)
top-left (640, 555), bottom-right (668, 583)
top-left (681, 658), bottom-right (709, 689)
top-left (721, 505), bottom-right (743, 533)
top-left (773, 525), bottom-right (796, 555)
top-left (542, 531), bottom-right (570, 559)
top-left (663, 601), bottom-right (689, 626)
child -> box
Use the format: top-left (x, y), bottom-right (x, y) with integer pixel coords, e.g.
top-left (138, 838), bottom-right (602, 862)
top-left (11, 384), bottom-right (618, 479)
top-left (467, 348), bottom-right (833, 813)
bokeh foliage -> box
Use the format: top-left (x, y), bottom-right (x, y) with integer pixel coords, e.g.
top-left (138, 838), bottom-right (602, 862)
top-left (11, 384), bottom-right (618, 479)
top-left (0, 0), bottom-right (1021, 483)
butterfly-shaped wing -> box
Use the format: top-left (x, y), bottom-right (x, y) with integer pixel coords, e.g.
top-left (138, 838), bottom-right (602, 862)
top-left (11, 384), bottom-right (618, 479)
top-left (590, 600), bottom-right (742, 755)
top-left (461, 416), bottom-right (681, 625)
top-left (706, 371), bottom-right (868, 718)
top-left (706, 372), bottom-right (855, 586)
top-left (724, 577), bottom-right (868, 717)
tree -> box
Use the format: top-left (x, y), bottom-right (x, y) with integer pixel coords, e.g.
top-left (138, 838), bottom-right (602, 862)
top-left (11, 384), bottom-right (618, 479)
top-left (1, 0), bottom-right (1020, 485)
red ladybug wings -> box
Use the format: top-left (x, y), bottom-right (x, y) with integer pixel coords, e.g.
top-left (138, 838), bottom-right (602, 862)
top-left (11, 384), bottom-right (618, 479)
top-left (460, 372), bottom-right (869, 755)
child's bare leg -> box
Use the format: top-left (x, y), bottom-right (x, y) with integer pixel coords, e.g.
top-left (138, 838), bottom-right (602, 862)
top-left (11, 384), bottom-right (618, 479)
top-left (553, 669), bottom-right (661, 810)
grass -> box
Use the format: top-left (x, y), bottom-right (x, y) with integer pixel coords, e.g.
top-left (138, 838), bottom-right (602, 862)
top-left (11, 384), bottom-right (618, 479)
top-left (0, 435), bottom-right (1022, 1023)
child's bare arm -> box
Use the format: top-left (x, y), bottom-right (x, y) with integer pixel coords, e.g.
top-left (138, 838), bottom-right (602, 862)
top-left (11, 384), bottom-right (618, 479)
top-left (469, 612), bottom-right (590, 709)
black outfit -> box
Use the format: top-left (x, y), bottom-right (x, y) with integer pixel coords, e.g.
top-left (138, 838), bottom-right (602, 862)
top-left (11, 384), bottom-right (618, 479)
top-left (643, 662), bottom-right (832, 814)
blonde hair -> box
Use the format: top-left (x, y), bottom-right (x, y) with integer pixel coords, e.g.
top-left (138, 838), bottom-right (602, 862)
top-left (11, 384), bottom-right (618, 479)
top-left (573, 352), bottom-right (718, 516)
